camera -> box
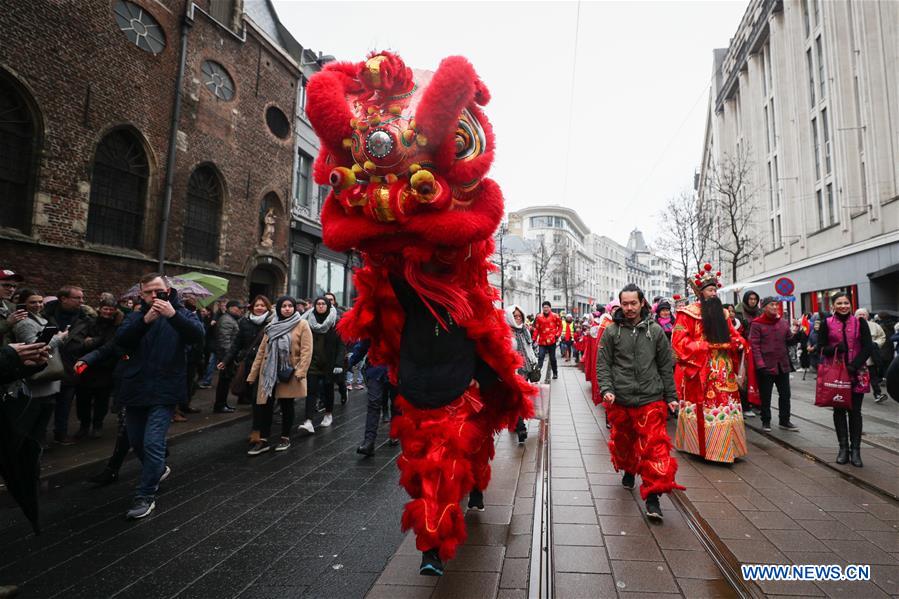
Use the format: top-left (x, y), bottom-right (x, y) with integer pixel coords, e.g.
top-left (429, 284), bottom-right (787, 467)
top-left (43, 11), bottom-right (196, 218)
top-left (155, 290), bottom-right (170, 302)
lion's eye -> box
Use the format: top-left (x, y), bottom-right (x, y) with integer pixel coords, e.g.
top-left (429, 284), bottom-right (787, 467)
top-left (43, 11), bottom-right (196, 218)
top-left (455, 110), bottom-right (485, 161)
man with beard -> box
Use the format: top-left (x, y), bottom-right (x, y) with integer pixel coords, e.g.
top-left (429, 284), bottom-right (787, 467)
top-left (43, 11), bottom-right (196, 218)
top-left (672, 264), bottom-right (751, 463)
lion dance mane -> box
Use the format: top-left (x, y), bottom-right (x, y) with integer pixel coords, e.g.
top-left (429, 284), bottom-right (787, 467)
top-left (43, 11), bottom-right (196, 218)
top-left (307, 51), bottom-right (534, 560)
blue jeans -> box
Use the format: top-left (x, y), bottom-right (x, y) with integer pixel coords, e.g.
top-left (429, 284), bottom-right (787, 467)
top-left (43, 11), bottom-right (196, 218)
top-left (125, 405), bottom-right (174, 499)
top-left (346, 364), bottom-right (364, 386)
top-left (199, 353), bottom-right (217, 386)
top-left (363, 371), bottom-right (395, 444)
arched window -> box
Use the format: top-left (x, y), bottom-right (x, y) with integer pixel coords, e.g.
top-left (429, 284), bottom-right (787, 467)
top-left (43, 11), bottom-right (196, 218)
top-left (183, 166), bottom-right (222, 262)
top-left (87, 129), bottom-right (148, 247)
top-left (0, 71), bottom-right (39, 232)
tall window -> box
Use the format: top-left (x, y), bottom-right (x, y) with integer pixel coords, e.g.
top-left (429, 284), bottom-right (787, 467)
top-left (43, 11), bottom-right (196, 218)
top-left (811, 117), bottom-right (820, 179)
top-left (298, 78), bottom-right (307, 116)
top-left (87, 129), bottom-right (148, 248)
top-left (816, 37), bottom-right (826, 99)
top-left (826, 183), bottom-right (836, 226)
top-left (816, 190), bottom-right (824, 229)
top-left (0, 72), bottom-right (38, 232)
top-left (801, 0), bottom-right (810, 37)
top-left (183, 166), bottom-right (222, 262)
top-left (294, 151), bottom-right (310, 207)
top-left (806, 50), bottom-right (816, 106)
top-left (822, 108), bottom-right (831, 174)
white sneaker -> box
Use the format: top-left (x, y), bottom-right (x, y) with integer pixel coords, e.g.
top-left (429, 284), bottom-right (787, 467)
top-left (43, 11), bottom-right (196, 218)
top-left (321, 414), bottom-right (333, 427)
top-left (299, 420), bottom-right (315, 434)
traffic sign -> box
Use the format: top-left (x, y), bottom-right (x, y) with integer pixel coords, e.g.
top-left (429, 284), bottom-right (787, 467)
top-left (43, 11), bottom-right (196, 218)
top-left (775, 277), bottom-right (795, 296)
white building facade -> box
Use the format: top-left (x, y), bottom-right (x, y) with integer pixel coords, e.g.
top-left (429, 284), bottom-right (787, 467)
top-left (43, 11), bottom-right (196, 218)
top-left (698, 0), bottom-right (898, 313)
top-left (492, 207), bottom-right (677, 314)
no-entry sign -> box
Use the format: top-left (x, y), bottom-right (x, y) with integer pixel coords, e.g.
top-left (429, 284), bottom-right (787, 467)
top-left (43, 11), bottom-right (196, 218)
top-left (775, 277), bottom-right (795, 296)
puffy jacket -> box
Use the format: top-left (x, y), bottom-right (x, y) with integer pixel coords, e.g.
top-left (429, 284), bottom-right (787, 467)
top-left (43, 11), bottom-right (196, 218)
top-left (533, 312), bottom-right (562, 346)
top-left (214, 312), bottom-right (240, 359)
top-left (596, 312), bottom-right (676, 408)
top-left (114, 291), bottom-right (205, 407)
top-left (749, 315), bottom-right (798, 375)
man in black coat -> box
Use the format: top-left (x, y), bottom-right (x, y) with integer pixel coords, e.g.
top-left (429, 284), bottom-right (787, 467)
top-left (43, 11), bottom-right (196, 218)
top-left (114, 274), bottom-right (204, 519)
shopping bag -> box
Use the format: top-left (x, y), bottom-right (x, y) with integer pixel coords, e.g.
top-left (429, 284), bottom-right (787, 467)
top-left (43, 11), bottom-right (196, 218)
top-left (531, 383), bottom-right (550, 420)
top-left (815, 355), bottom-right (853, 409)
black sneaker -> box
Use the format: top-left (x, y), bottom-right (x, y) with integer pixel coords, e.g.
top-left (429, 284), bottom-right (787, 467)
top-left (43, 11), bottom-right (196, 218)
top-left (419, 549), bottom-right (444, 576)
top-left (621, 472), bottom-right (636, 490)
top-left (762, 422), bottom-right (772, 432)
top-left (247, 440), bottom-right (271, 456)
top-left (274, 437), bottom-right (291, 452)
top-left (517, 430), bottom-right (527, 444)
top-left (778, 422), bottom-right (799, 432)
top-left (388, 437), bottom-right (400, 446)
top-left (214, 405), bottom-right (236, 414)
top-left (468, 488), bottom-right (485, 512)
top-left (552, 374), bottom-right (558, 379)
top-left (87, 468), bottom-right (118, 487)
top-left (126, 497), bottom-right (155, 520)
top-left (159, 465), bottom-right (172, 483)
top-left (874, 393), bottom-right (887, 404)
top-left (645, 493), bottom-right (663, 522)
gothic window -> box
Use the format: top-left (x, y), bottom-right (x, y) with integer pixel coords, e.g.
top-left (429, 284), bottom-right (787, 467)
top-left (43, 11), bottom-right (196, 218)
top-left (0, 72), bottom-right (38, 232)
top-left (183, 166), bottom-right (222, 262)
top-left (201, 61), bottom-right (235, 101)
top-left (87, 129), bottom-right (148, 248)
top-left (113, 1), bottom-right (166, 54)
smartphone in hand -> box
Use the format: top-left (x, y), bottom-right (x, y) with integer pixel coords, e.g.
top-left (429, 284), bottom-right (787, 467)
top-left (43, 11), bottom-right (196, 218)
top-left (36, 325), bottom-right (59, 344)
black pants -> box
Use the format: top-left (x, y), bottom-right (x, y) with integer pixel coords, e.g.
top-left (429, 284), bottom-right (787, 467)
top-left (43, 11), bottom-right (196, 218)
top-left (76, 386), bottom-right (112, 430)
top-left (363, 373), bottom-right (396, 444)
top-left (305, 374), bottom-right (334, 420)
top-left (254, 396), bottom-right (295, 440)
top-left (537, 343), bottom-right (558, 377)
top-left (31, 399), bottom-right (56, 443)
top-left (834, 392), bottom-right (864, 449)
top-left (757, 370), bottom-right (791, 426)
top-left (214, 373), bottom-right (233, 408)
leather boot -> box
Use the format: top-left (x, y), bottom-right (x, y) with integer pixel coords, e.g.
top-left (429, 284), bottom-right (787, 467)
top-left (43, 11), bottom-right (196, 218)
top-left (833, 410), bottom-right (849, 465)
top-left (848, 409), bottom-right (863, 467)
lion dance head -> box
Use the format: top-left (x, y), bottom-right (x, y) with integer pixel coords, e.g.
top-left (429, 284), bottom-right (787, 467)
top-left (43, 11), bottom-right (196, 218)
top-left (306, 51), bottom-right (502, 254)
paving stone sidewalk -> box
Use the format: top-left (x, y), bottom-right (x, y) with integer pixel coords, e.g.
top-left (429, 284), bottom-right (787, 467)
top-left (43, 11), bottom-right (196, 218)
top-left (562, 365), bottom-right (899, 598)
top-left (367, 422), bottom-right (539, 599)
top-left (550, 366), bottom-right (739, 599)
top-left (749, 374), bottom-right (899, 498)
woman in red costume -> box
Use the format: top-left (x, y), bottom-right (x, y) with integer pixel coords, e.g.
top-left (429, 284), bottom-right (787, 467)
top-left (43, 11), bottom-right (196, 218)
top-left (305, 52), bottom-right (534, 576)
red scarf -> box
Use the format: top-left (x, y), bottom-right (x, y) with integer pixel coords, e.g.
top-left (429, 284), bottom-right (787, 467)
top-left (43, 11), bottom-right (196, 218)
top-left (754, 311), bottom-right (780, 326)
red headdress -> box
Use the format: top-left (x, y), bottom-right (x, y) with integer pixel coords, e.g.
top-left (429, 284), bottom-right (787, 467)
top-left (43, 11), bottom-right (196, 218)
top-left (689, 263), bottom-right (723, 295)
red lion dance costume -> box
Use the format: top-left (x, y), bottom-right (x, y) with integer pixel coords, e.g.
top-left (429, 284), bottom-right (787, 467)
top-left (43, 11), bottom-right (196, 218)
top-left (306, 52), bottom-right (534, 574)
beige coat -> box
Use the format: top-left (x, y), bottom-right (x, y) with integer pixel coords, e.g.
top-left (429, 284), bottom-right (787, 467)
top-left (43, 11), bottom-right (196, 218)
top-left (247, 319), bottom-right (313, 403)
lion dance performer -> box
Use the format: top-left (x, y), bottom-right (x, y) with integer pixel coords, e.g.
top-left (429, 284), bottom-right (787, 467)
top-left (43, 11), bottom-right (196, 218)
top-left (672, 264), bottom-right (751, 463)
top-left (306, 52), bottom-right (534, 576)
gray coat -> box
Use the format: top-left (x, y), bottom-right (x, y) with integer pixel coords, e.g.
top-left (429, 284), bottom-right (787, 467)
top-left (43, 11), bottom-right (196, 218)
top-left (13, 313), bottom-right (64, 398)
top-left (596, 314), bottom-right (676, 408)
top-left (215, 312), bottom-right (240, 358)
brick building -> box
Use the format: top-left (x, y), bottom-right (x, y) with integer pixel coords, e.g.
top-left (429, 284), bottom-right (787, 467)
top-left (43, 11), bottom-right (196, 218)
top-left (0, 0), bottom-right (316, 302)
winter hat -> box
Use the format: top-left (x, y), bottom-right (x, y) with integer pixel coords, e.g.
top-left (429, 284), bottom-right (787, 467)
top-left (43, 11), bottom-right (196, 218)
top-left (225, 300), bottom-right (241, 310)
top-left (655, 299), bottom-right (672, 314)
top-left (760, 296), bottom-right (778, 308)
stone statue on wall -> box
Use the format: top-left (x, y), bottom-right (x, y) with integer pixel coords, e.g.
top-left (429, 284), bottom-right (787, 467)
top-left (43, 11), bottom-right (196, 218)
top-left (260, 208), bottom-right (276, 248)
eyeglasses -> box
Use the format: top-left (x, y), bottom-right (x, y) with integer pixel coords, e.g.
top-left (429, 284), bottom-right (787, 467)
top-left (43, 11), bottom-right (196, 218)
top-left (0, 283), bottom-right (17, 289)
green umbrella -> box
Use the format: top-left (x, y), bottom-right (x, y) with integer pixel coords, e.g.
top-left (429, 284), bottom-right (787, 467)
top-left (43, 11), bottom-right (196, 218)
top-left (180, 272), bottom-right (229, 307)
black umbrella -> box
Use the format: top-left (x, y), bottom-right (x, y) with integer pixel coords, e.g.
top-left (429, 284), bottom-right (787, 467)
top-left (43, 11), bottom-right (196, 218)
top-left (0, 390), bottom-right (42, 534)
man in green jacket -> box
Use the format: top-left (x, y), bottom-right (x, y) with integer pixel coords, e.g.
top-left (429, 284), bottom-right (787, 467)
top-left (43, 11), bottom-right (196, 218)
top-left (597, 284), bottom-right (684, 522)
